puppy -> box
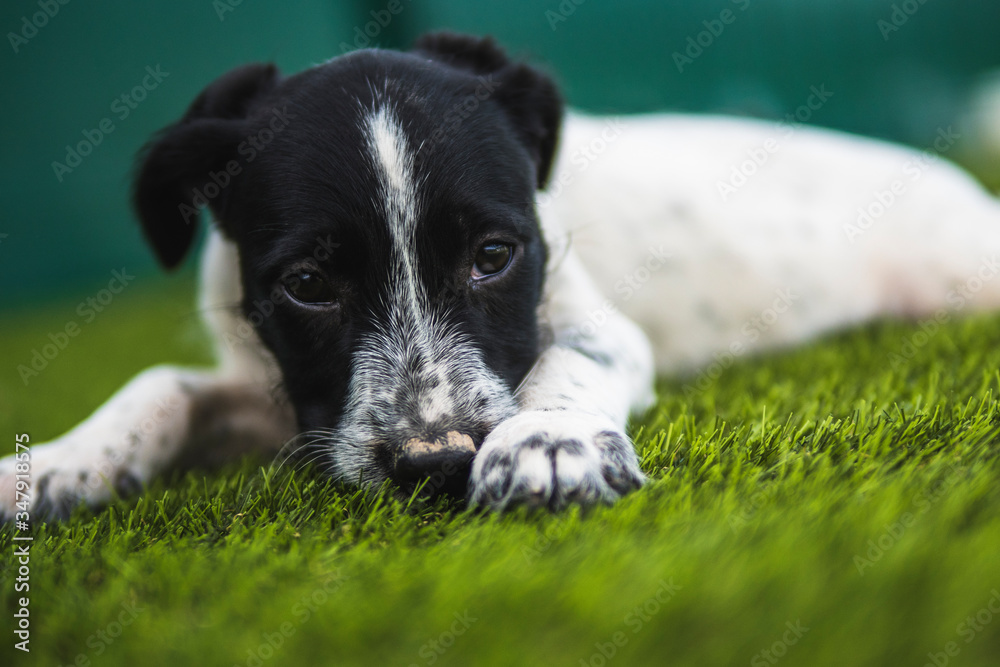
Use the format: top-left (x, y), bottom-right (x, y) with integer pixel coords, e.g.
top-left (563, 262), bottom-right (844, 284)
top-left (4, 32), bottom-right (1000, 519)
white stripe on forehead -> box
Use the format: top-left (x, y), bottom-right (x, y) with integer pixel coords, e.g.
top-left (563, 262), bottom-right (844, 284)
top-left (367, 106), bottom-right (414, 205)
top-left (364, 105), bottom-right (422, 311)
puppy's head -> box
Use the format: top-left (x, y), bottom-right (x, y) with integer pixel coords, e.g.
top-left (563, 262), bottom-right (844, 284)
top-left (133, 33), bottom-right (562, 497)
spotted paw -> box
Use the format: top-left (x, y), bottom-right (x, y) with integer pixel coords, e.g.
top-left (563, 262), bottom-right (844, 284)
top-left (468, 411), bottom-right (644, 511)
top-left (0, 437), bottom-right (143, 521)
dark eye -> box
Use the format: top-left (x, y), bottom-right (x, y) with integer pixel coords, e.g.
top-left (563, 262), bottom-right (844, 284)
top-left (282, 270), bottom-right (335, 305)
top-left (472, 243), bottom-right (513, 279)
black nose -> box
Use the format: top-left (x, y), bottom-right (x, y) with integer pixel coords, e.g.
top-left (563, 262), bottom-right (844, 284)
top-left (393, 432), bottom-right (477, 498)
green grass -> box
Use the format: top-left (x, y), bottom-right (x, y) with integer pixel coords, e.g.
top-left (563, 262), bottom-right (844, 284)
top-left (3, 276), bottom-right (1000, 667)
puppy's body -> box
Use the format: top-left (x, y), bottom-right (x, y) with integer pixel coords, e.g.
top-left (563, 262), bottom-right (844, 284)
top-left (4, 35), bottom-right (1000, 518)
top-left (553, 112), bottom-right (1000, 373)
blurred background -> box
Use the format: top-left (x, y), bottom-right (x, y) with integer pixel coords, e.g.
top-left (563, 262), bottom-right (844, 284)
top-left (2, 0), bottom-right (1000, 313)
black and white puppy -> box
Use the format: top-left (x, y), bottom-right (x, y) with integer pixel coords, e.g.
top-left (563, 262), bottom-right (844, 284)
top-left (5, 32), bottom-right (1000, 518)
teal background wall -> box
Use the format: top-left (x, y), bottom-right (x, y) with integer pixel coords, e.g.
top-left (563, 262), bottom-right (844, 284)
top-left (2, 0), bottom-right (1000, 309)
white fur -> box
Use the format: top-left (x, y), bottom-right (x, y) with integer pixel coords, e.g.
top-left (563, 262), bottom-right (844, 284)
top-left (199, 228), bottom-right (282, 386)
top-left (468, 410), bottom-right (643, 510)
top-left (544, 112), bottom-right (1000, 373)
top-left (366, 105), bottom-right (422, 312)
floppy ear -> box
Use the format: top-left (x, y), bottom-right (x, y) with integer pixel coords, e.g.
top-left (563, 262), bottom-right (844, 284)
top-left (132, 63), bottom-right (280, 270)
top-left (413, 32), bottom-right (563, 189)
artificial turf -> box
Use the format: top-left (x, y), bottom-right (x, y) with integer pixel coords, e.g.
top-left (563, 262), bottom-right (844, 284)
top-left (2, 270), bottom-right (1000, 667)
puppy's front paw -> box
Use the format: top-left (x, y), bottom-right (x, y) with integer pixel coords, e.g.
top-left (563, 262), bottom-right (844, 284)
top-left (468, 411), bottom-right (644, 511)
top-left (0, 438), bottom-right (142, 521)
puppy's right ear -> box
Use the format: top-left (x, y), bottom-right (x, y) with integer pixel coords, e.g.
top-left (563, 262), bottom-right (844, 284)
top-left (413, 32), bottom-right (563, 189)
top-left (133, 63), bottom-right (280, 270)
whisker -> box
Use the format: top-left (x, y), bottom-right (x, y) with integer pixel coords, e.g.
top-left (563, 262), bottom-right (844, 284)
top-left (268, 430), bottom-right (333, 470)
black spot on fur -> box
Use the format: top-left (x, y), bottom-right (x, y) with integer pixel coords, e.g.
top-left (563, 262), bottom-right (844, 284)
top-left (566, 340), bottom-right (615, 367)
top-left (113, 470), bottom-right (143, 498)
top-left (595, 430), bottom-right (630, 452)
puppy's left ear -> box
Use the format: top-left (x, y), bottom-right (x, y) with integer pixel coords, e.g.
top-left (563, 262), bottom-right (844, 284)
top-left (132, 63), bottom-right (281, 270)
top-left (413, 32), bottom-right (563, 189)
